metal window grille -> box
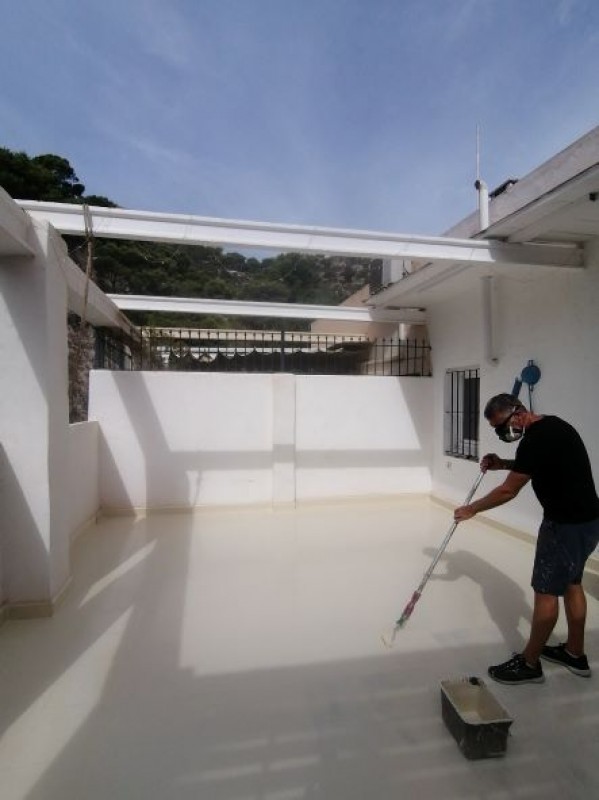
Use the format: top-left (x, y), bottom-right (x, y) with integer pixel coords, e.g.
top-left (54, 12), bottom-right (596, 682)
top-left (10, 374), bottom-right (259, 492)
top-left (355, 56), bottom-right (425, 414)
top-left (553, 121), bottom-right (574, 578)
top-left (94, 327), bottom-right (136, 370)
top-left (444, 368), bottom-right (480, 460)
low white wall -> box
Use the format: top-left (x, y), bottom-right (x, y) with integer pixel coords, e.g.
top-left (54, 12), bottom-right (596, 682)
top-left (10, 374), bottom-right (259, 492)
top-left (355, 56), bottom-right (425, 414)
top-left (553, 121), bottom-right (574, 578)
top-left (295, 376), bottom-right (432, 501)
top-left (89, 372), bottom-right (274, 510)
top-left (67, 422), bottom-right (100, 538)
top-left (89, 371), bottom-right (433, 510)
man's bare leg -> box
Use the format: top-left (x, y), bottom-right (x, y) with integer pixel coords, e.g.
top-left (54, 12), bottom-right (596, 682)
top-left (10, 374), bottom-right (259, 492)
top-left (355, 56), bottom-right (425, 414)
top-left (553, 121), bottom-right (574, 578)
top-left (564, 583), bottom-right (587, 656)
top-left (523, 592), bottom-right (558, 665)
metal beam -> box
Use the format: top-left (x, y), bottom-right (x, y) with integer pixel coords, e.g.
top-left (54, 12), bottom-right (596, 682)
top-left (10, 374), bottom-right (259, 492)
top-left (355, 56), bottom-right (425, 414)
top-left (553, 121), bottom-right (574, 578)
top-left (109, 294), bottom-right (426, 324)
top-left (19, 201), bottom-right (583, 268)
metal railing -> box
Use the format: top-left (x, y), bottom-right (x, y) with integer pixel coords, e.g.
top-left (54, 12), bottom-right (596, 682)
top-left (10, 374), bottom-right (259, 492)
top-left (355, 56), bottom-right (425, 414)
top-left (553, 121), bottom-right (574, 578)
top-left (94, 327), bottom-right (137, 371)
top-left (93, 327), bottom-right (432, 377)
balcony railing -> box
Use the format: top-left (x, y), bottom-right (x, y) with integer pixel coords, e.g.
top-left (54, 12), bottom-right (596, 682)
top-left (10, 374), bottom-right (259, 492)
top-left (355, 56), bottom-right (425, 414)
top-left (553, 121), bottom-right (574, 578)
top-left (94, 327), bottom-right (432, 377)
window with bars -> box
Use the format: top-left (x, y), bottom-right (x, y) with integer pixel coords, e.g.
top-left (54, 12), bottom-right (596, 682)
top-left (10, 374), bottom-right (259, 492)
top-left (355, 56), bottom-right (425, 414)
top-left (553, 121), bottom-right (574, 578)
top-left (444, 368), bottom-right (480, 460)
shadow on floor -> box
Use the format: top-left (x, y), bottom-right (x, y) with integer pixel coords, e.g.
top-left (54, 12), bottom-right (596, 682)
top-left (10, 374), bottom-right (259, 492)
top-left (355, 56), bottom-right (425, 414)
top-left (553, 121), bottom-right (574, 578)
top-left (426, 548), bottom-right (532, 652)
top-left (14, 631), bottom-right (599, 800)
top-left (2, 513), bottom-right (599, 800)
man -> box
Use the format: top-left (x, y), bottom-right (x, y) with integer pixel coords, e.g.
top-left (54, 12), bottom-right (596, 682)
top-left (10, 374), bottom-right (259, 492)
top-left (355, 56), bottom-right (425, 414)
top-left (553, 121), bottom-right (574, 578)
top-left (454, 393), bottom-right (599, 685)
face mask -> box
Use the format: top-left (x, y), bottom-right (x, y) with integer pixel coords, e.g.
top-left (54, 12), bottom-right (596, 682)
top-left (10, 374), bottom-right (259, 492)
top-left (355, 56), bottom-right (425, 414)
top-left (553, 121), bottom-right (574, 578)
top-left (494, 423), bottom-right (524, 443)
top-left (493, 408), bottom-right (525, 443)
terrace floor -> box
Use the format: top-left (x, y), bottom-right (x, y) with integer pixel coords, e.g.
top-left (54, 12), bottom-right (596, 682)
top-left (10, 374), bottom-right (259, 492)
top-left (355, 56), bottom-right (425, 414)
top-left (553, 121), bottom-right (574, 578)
top-left (1, 497), bottom-right (599, 799)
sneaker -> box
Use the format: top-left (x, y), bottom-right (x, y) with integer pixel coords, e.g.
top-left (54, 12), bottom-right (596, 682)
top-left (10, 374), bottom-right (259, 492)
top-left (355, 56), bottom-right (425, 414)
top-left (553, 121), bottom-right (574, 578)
top-left (488, 653), bottom-right (545, 685)
top-left (540, 643), bottom-right (591, 677)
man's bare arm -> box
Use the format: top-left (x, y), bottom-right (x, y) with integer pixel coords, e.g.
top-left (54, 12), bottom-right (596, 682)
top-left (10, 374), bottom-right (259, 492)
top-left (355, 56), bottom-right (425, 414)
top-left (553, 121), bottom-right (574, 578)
top-left (454, 471), bottom-right (530, 521)
top-left (481, 453), bottom-right (515, 471)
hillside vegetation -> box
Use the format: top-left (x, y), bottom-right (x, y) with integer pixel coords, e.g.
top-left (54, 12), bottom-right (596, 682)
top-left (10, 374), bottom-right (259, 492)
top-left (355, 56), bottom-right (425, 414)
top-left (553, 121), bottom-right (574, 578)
top-left (1, 147), bottom-right (374, 329)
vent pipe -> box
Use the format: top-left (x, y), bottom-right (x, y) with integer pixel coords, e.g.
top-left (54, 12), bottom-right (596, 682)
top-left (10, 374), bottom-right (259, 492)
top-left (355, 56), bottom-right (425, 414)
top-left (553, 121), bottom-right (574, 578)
top-left (475, 125), bottom-right (489, 231)
top-left (475, 178), bottom-right (489, 231)
top-left (481, 275), bottom-right (497, 363)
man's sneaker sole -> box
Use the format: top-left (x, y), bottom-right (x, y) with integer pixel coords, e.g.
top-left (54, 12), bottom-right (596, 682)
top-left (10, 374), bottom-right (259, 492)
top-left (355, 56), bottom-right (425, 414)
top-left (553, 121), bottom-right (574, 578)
top-left (540, 651), bottom-right (591, 677)
top-left (488, 672), bottom-right (545, 685)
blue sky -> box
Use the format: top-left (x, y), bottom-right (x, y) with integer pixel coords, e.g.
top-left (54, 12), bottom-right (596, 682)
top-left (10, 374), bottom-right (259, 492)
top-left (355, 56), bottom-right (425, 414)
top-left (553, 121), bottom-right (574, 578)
top-left (2, 0), bottom-right (598, 235)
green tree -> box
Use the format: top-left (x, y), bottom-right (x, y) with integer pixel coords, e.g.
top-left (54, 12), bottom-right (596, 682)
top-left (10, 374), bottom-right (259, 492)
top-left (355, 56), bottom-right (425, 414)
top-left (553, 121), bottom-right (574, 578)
top-left (239, 277), bottom-right (289, 303)
top-left (1, 145), bottom-right (375, 327)
top-left (0, 147), bottom-right (118, 206)
top-left (81, 194), bottom-right (117, 208)
top-left (31, 154), bottom-right (84, 199)
top-left (1, 148), bottom-right (80, 201)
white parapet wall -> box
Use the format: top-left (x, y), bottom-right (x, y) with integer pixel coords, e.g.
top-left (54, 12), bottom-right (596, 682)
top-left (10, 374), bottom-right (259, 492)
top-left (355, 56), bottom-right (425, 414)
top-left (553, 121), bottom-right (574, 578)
top-left (295, 375), bottom-right (433, 501)
top-left (89, 371), bottom-right (433, 511)
top-left (89, 371), bottom-right (275, 510)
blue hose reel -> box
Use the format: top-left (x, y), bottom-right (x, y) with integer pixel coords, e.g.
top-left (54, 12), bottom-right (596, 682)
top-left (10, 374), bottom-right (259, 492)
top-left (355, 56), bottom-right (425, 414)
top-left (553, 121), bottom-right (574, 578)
top-left (511, 360), bottom-right (541, 410)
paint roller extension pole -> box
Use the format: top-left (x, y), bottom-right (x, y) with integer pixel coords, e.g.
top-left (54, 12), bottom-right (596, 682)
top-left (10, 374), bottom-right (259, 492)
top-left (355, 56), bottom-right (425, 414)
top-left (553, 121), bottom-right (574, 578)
top-left (381, 470), bottom-right (485, 648)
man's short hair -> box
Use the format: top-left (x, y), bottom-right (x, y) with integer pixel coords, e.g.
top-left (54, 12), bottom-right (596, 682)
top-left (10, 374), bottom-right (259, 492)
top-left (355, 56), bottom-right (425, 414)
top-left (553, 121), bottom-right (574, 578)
top-left (484, 393), bottom-right (526, 420)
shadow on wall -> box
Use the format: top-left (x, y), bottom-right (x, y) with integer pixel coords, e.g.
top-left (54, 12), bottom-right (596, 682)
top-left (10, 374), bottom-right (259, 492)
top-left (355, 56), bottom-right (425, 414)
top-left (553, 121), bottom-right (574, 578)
top-left (1, 227), bottom-right (72, 608)
top-left (1, 251), bottom-right (52, 608)
top-left (296, 449), bottom-right (429, 470)
top-left (95, 372), bottom-right (433, 511)
top-left (0, 252), bottom-right (52, 404)
top-left (0, 444), bottom-right (51, 609)
top-left (103, 374), bottom-right (212, 509)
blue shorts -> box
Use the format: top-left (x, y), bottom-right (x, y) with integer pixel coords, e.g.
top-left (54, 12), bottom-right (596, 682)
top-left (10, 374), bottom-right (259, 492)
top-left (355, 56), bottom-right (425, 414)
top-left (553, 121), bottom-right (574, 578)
top-left (532, 518), bottom-right (599, 595)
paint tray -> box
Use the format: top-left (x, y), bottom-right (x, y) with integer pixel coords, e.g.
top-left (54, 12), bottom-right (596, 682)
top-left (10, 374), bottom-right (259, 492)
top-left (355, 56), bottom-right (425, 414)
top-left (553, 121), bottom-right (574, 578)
top-left (440, 677), bottom-right (513, 759)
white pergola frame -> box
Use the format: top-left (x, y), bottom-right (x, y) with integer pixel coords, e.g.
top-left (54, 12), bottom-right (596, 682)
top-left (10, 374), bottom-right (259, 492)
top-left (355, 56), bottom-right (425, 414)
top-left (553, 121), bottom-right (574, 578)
top-left (109, 294), bottom-right (425, 324)
top-left (12, 199), bottom-right (585, 325)
top-left (19, 201), bottom-right (583, 269)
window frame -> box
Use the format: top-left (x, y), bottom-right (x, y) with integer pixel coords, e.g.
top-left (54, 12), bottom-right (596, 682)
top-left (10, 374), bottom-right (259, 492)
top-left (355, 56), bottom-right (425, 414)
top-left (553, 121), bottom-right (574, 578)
top-left (444, 367), bottom-right (480, 460)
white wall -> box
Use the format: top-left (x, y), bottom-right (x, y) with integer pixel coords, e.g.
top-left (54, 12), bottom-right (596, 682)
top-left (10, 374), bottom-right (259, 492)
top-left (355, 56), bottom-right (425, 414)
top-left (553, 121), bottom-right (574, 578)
top-left (89, 372), bottom-right (274, 510)
top-left (295, 376), bottom-right (432, 500)
top-left (0, 445), bottom-right (5, 607)
top-left (89, 371), bottom-right (433, 511)
top-left (67, 422), bottom-right (100, 538)
top-left (427, 242), bottom-right (599, 536)
top-left (0, 219), bottom-right (71, 607)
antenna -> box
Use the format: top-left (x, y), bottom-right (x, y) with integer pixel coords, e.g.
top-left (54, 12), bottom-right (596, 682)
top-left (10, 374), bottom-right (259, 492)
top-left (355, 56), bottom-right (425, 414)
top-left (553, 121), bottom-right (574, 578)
top-left (476, 124), bottom-right (481, 182)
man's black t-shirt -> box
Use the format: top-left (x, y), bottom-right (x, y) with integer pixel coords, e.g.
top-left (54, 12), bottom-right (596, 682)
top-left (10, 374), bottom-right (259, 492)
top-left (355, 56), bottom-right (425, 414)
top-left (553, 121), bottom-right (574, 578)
top-left (513, 416), bottom-right (599, 523)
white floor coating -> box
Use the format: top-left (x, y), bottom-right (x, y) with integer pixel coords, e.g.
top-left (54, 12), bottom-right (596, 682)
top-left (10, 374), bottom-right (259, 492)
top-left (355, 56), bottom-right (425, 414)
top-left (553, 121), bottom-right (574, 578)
top-left (2, 497), bottom-right (599, 799)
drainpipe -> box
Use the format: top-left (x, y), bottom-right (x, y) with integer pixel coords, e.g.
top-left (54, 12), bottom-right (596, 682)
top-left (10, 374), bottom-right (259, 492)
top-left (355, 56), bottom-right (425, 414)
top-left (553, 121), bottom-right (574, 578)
top-left (481, 275), bottom-right (498, 364)
top-left (474, 179), bottom-right (489, 231)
